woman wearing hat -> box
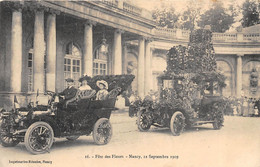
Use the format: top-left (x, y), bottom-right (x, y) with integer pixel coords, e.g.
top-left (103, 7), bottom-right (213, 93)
top-left (96, 80), bottom-right (109, 100)
top-left (79, 75), bottom-right (92, 91)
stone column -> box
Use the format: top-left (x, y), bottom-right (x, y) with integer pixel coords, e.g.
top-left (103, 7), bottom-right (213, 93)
top-left (138, 37), bottom-right (145, 98)
top-left (33, 10), bottom-right (45, 93)
top-left (144, 39), bottom-right (152, 95)
top-left (122, 43), bottom-right (128, 74)
top-left (83, 21), bottom-right (95, 77)
top-left (46, 12), bottom-right (56, 92)
top-left (113, 29), bottom-right (123, 75)
top-left (10, 8), bottom-right (22, 92)
top-left (236, 54), bottom-right (243, 97)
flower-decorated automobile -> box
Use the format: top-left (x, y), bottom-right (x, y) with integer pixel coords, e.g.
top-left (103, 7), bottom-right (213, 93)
top-left (0, 75), bottom-right (134, 154)
top-left (134, 29), bottom-right (227, 136)
top-left (136, 72), bottom-right (227, 136)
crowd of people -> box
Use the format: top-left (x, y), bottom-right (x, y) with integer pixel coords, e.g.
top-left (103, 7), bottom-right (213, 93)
top-left (225, 96), bottom-right (260, 117)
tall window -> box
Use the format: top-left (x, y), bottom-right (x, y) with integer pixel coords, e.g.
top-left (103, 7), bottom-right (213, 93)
top-left (27, 47), bottom-right (47, 92)
top-left (28, 49), bottom-right (33, 92)
top-left (64, 42), bottom-right (81, 88)
top-left (93, 49), bottom-right (108, 75)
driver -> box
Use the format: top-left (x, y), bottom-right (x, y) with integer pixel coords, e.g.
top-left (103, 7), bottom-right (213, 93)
top-left (59, 78), bottom-right (78, 107)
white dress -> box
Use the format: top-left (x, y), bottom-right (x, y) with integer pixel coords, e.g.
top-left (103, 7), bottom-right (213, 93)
top-left (79, 85), bottom-right (91, 91)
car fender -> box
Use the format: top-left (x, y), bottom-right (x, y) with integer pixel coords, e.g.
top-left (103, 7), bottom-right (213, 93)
top-left (30, 115), bottom-right (61, 137)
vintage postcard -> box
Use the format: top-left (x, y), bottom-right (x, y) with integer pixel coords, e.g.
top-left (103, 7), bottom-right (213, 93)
top-left (0, 0), bottom-right (259, 167)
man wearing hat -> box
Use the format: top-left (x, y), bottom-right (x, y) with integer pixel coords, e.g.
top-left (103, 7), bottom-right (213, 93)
top-left (59, 78), bottom-right (78, 103)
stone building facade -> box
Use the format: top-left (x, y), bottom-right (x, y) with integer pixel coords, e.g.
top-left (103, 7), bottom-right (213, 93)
top-left (0, 1), bottom-right (260, 108)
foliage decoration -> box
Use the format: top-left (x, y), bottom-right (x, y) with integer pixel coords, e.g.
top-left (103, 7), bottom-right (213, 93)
top-left (167, 29), bottom-right (217, 74)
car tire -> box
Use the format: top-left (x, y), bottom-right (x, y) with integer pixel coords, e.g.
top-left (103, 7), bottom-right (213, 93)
top-left (92, 118), bottom-right (112, 145)
top-left (170, 111), bottom-right (185, 136)
top-left (213, 119), bottom-right (222, 130)
top-left (0, 122), bottom-right (20, 147)
top-left (24, 121), bottom-right (54, 155)
top-left (137, 109), bottom-right (151, 132)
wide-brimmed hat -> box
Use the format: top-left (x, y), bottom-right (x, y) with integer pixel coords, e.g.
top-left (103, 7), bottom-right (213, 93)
top-left (79, 74), bottom-right (91, 82)
top-left (96, 80), bottom-right (108, 89)
top-left (65, 78), bottom-right (74, 82)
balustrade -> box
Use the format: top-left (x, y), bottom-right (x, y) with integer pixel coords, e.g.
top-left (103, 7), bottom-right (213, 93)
top-left (123, 1), bottom-right (142, 15)
top-left (243, 33), bottom-right (260, 41)
top-left (100, 0), bottom-right (118, 7)
top-left (154, 27), bottom-right (177, 38)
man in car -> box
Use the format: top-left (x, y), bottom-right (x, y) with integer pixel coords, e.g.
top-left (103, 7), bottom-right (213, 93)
top-left (59, 78), bottom-right (78, 107)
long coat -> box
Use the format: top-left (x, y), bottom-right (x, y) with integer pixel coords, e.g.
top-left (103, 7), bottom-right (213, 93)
top-left (59, 86), bottom-right (78, 100)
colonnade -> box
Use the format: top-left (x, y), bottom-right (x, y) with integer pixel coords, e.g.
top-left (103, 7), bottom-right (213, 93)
top-left (9, 4), bottom-right (153, 97)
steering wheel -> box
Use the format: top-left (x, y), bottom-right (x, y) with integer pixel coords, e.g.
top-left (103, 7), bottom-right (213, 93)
top-left (45, 90), bottom-right (56, 97)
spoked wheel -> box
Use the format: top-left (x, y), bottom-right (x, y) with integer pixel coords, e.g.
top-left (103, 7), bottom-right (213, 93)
top-left (170, 111), bottom-right (185, 136)
top-left (92, 118), bottom-right (112, 145)
top-left (24, 121), bottom-right (54, 154)
top-left (0, 126), bottom-right (20, 147)
top-left (137, 109), bottom-right (152, 132)
top-left (66, 135), bottom-right (80, 141)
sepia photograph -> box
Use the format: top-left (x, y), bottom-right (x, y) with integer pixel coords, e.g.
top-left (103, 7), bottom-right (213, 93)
top-left (0, 0), bottom-right (260, 166)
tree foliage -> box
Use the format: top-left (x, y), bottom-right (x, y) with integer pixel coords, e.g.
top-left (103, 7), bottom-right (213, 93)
top-left (152, 6), bottom-right (180, 28)
top-left (241, 0), bottom-right (260, 27)
top-left (179, 1), bottom-right (201, 31)
top-left (198, 2), bottom-right (235, 32)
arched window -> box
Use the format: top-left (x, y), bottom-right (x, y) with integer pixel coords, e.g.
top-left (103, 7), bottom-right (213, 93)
top-left (243, 61), bottom-right (260, 96)
top-left (64, 42), bottom-right (81, 88)
top-left (216, 60), bottom-right (233, 96)
top-left (93, 46), bottom-right (108, 75)
top-left (152, 56), bottom-right (167, 91)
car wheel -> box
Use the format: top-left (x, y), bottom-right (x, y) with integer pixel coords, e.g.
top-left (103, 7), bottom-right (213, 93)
top-left (170, 111), bottom-right (185, 136)
top-left (213, 119), bottom-right (222, 130)
top-left (92, 118), bottom-right (112, 145)
top-left (66, 135), bottom-right (80, 141)
top-left (24, 121), bottom-right (54, 155)
top-left (137, 109), bottom-right (151, 132)
top-left (0, 123), bottom-right (20, 147)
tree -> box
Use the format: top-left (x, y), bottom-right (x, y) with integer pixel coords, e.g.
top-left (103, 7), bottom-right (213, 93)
top-left (241, 0), bottom-right (260, 27)
top-left (198, 2), bottom-right (235, 32)
top-left (152, 6), bottom-right (180, 28)
top-left (179, 1), bottom-right (201, 31)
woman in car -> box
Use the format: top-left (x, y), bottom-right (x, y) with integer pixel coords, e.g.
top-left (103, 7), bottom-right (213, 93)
top-left (79, 75), bottom-right (92, 91)
top-left (96, 80), bottom-right (109, 100)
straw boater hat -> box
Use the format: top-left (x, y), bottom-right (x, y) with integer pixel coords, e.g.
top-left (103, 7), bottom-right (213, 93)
top-left (65, 78), bottom-right (74, 82)
top-left (96, 80), bottom-right (108, 89)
